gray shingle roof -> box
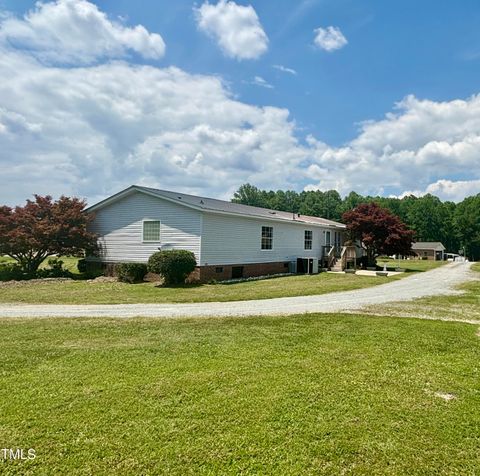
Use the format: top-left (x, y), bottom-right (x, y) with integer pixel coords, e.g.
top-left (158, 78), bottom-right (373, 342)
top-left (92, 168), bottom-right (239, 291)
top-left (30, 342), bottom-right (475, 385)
top-left (134, 185), bottom-right (345, 228)
top-left (412, 242), bottom-right (445, 251)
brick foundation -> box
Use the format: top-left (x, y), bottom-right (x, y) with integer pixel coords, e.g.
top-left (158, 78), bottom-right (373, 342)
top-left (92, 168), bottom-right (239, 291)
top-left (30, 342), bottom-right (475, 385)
top-left (93, 261), bottom-right (291, 283)
top-left (196, 261), bottom-right (290, 283)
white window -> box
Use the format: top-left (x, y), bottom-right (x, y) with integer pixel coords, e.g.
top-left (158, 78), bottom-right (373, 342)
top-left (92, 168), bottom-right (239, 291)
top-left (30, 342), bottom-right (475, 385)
top-left (261, 226), bottom-right (273, 250)
top-left (304, 230), bottom-right (312, 250)
top-left (143, 220), bottom-right (160, 242)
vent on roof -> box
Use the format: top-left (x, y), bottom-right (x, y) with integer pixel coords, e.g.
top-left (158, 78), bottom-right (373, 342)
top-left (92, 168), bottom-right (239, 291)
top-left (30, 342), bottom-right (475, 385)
top-left (178, 196), bottom-right (182, 199)
top-left (200, 200), bottom-right (204, 204)
top-left (268, 211), bottom-right (276, 215)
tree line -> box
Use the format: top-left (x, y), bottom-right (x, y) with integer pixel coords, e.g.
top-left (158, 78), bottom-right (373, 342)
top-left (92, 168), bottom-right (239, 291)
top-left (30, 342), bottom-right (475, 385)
top-left (231, 184), bottom-right (480, 260)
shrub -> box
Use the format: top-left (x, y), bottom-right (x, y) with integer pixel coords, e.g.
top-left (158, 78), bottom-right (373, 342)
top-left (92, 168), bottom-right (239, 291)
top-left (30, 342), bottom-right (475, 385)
top-left (148, 250), bottom-right (197, 285)
top-left (77, 258), bottom-right (87, 273)
top-left (115, 263), bottom-right (148, 283)
top-left (36, 258), bottom-right (71, 278)
top-left (84, 261), bottom-right (104, 278)
top-left (0, 263), bottom-right (29, 281)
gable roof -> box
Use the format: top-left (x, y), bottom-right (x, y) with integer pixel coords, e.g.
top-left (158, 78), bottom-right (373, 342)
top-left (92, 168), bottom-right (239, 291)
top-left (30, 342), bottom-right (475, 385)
top-left (87, 185), bottom-right (346, 229)
top-left (411, 241), bottom-right (445, 251)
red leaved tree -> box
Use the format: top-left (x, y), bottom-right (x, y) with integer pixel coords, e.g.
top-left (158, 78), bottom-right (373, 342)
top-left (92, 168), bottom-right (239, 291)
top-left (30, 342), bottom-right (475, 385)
top-left (0, 195), bottom-right (98, 274)
top-left (343, 202), bottom-right (415, 266)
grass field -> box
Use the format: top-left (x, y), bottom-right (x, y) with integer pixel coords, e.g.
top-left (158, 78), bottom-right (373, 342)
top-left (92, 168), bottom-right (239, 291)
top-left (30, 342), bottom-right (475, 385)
top-left (0, 257), bottom-right (444, 305)
top-left (0, 313), bottom-right (479, 475)
top-left (379, 258), bottom-right (446, 272)
top-left (0, 255), bottom-right (81, 274)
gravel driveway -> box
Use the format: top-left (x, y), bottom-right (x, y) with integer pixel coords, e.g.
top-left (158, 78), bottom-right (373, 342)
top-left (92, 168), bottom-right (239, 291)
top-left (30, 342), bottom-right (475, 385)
top-left (0, 261), bottom-right (474, 319)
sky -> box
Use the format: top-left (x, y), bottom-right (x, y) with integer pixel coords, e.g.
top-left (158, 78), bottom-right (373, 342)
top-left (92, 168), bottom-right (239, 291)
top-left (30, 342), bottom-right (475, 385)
top-left (1, 0), bottom-right (480, 206)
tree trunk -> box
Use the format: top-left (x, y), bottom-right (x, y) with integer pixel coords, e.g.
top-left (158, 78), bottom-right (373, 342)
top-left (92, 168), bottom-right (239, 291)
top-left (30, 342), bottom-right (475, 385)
top-left (366, 248), bottom-right (376, 268)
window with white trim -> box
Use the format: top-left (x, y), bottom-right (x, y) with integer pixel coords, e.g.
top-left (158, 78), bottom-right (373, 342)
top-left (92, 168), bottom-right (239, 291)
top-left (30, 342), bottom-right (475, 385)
top-left (261, 226), bottom-right (273, 250)
top-left (143, 220), bottom-right (160, 242)
top-left (304, 230), bottom-right (312, 250)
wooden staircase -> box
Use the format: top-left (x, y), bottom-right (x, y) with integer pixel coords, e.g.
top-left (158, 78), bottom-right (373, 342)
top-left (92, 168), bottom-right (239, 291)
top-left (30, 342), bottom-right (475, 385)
top-left (330, 259), bottom-right (343, 272)
top-left (325, 245), bottom-right (357, 272)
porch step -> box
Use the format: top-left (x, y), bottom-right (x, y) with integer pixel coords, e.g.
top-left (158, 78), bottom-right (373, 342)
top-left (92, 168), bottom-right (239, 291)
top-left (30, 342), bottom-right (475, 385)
top-left (330, 263), bottom-right (343, 272)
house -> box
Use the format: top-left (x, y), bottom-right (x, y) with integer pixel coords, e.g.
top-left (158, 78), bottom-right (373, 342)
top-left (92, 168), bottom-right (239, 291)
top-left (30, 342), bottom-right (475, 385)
top-left (411, 242), bottom-right (446, 261)
top-left (86, 185), bottom-right (347, 282)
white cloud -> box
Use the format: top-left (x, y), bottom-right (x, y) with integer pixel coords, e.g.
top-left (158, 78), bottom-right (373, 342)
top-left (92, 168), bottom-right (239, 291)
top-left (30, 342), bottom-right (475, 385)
top-left (398, 179), bottom-right (480, 202)
top-left (250, 76), bottom-right (273, 88)
top-left (306, 95), bottom-right (480, 201)
top-left (273, 64), bottom-right (297, 75)
top-left (313, 26), bottom-right (347, 52)
top-left (1, 2), bottom-right (480, 206)
top-left (0, 43), bottom-right (306, 205)
top-left (0, 0), bottom-right (165, 64)
top-left (195, 0), bottom-right (268, 60)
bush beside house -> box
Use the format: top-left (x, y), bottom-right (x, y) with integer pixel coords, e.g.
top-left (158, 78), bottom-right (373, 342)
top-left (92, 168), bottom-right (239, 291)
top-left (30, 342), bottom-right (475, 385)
top-left (115, 263), bottom-right (148, 283)
top-left (148, 250), bottom-right (197, 285)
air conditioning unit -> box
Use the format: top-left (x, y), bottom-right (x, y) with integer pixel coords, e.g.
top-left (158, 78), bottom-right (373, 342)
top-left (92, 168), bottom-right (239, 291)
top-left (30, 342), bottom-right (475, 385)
top-left (288, 261), bottom-right (297, 274)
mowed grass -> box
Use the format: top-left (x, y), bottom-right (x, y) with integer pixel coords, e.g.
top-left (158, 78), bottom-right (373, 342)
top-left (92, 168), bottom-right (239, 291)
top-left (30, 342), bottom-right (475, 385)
top-left (0, 258), bottom-right (442, 305)
top-left (0, 314), bottom-right (479, 475)
top-left (0, 255), bottom-right (81, 274)
top-left (380, 258), bottom-right (446, 272)
top-left (0, 272), bottom-right (398, 304)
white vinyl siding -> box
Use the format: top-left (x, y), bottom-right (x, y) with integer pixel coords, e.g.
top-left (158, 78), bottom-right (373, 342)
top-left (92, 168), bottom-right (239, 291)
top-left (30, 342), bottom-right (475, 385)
top-left (200, 212), bottom-right (334, 266)
top-left (89, 191), bottom-right (202, 263)
top-left (143, 220), bottom-right (160, 242)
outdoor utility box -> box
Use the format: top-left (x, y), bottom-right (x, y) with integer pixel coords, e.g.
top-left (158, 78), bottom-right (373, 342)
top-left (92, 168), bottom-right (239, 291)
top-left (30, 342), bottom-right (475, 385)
top-left (296, 258), bottom-right (319, 274)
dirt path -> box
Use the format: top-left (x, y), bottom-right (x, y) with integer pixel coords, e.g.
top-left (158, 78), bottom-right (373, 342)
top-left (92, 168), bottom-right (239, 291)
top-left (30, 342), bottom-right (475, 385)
top-left (0, 261), bottom-right (475, 320)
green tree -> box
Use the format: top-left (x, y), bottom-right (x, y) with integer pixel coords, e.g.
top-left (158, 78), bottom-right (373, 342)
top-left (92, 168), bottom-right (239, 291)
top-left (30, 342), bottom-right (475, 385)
top-left (407, 194), bottom-right (446, 242)
top-left (341, 191), bottom-right (366, 213)
top-left (454, 195), bottom-right (480, 260)
top-left (232, 184), bottom-right (268, 208)
top-left (0, 195), bottom-right (97, 274)
top-left (343, 203), bottom-right (415, 267)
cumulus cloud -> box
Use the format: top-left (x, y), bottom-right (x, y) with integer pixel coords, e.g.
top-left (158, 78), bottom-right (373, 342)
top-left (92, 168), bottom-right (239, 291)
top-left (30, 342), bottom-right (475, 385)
top-left (306, 95), bottom-right (480, 201)
top-left (398, 179), bottom-right (480, 202)
top-left (0, 0), bottom-right (166, 64)
top-left (0, 44), bottom-right (306, 205)
top-left (1, 2), bottom-right (480, 206)
top-left (313, 26), bottom-right (347, 52)
top-left (195, 0), bottom-right (268, 60)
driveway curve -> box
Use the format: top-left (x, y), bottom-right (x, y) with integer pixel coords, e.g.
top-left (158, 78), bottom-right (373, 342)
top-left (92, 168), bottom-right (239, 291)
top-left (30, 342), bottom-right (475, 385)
top-left (0, 261), bottom-right (475, 319)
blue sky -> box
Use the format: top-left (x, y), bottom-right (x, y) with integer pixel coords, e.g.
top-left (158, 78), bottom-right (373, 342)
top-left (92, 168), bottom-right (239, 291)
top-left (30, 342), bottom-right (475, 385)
top-left (1, 0), bottom-right (480, 205)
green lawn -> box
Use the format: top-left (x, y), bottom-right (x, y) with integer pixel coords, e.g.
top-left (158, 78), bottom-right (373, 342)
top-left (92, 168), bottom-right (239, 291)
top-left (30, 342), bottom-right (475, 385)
top-left (0, 314), bottom-right (479, 475)
top-left (379, 258), bottom-right (446, 272)
top-left (0, 272), bottom-right (393, 304)
top-left (0, 258), bottom-right (443, 305)
top-left (0, 255), bottom-right (81, 274)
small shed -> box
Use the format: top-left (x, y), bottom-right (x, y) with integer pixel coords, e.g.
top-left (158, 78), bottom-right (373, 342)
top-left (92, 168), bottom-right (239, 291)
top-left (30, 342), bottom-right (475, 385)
top-left (411, 242), bottom-right (445, 261)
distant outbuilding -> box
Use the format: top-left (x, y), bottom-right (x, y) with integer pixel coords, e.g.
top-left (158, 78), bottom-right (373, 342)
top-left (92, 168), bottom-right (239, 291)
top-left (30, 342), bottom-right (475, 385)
top-left (411, 242), bottom-right (445, 261)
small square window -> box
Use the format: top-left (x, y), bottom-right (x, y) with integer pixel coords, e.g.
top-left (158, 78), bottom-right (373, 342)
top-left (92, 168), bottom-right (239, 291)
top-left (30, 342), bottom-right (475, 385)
top-left (143, 220), bottom-right (160, 242)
